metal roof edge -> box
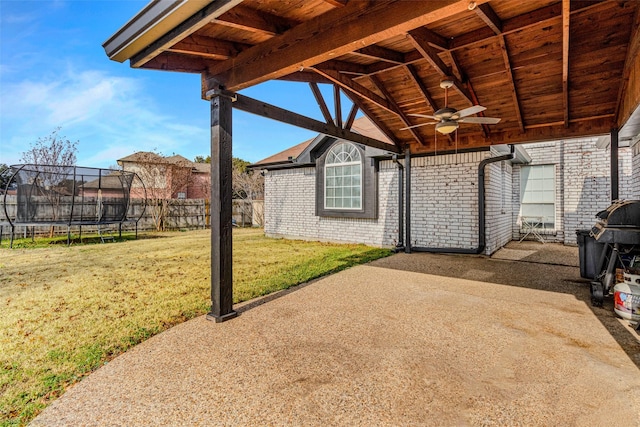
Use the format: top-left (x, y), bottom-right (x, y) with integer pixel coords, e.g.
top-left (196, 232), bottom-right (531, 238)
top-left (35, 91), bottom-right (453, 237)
top-left (103, 0), bottom-right (214, 63)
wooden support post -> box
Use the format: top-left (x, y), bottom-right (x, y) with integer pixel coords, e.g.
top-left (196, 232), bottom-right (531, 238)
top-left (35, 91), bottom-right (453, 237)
top-left (206, 90), bottom-right (238, 323)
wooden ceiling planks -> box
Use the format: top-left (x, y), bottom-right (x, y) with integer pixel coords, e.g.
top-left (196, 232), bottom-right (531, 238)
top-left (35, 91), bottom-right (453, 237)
top-left (125, 0), bottom-right (639, 152)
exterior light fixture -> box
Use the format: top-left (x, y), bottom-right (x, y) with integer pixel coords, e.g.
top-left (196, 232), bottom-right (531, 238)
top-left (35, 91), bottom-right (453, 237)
top-left (435, 120), bottom-right (458, 134)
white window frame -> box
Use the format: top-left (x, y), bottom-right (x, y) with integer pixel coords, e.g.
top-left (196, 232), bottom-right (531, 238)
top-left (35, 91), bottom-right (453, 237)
top-left (324, 142), bottom-right (362, 211)
top-left (520, 164), bottom-right (556, 229)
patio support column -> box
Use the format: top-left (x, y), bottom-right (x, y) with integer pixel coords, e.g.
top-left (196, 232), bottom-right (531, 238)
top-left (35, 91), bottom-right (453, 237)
top-left (405, 148), bottom-right (412, 254)
top-left (206, 89), bottom-right (237, 323)
top-left (610, 127), bottom-right (619, 201)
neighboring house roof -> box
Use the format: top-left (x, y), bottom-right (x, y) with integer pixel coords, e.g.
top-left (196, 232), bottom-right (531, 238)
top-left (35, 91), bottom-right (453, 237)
top-left (192, 163), bottom-right (210, 174)
top-left (252, 116), bottom-right (393, 168)
top-left (118, 152), bottom-right (207, 172)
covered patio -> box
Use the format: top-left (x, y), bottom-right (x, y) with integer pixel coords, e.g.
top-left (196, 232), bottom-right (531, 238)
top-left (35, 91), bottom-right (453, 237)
top-left (103, 0), bottom-right (640, 322)
top-left (31, 246), bottom-right (640, 425)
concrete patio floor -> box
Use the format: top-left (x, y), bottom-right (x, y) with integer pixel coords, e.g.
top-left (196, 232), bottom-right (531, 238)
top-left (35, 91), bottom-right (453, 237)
top-left (32, 243), bottom-right (640, 426)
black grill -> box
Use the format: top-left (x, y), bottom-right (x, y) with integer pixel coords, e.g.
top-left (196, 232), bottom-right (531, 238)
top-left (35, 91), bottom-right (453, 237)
top-left (589, 200), bottom-right (640, 306)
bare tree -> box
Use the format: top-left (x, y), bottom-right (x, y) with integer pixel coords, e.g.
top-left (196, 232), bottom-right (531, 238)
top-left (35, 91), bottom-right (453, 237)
top-left (232, 158), bottom-right (264, 227)
top-left (120, 152), bottom-right (194, 231)
top-left (19, 128), bottom-right (78, 236)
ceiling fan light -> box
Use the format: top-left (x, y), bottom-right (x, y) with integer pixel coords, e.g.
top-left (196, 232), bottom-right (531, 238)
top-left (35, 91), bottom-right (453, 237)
top-left (436, 120), bottom-right (458, 134)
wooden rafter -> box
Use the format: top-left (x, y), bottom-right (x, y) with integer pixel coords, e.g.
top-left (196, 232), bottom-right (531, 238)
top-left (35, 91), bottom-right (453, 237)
top-left (131, 0), bottom-right (243, 68)
top-left (369, 75), bottom-right (425, 145)
top-left (475, 3), bottom-right (502, 35)
top-left (473, 3), bottom-right (524, 133)
top-left (344, 104), bottom-right (359, 130)
top-left (313, 68), bottom-right (398, 116)
top-left (213, 4), bottom-right (297, 36)
top-left (354, 45), bottom-right (405, 64)
top-left (407, 29), bottom-right (472, 104)
top-left (211, 90), bottom-right (400, 153)
top-left (562, 0), bottom-right (570, 128)
top-left (204, 0), bottom-right (487, 91)
top-left (404, 65), bottom-right (438, 113)
top-left (498, 36), bottom-right (525, 133)
top-left (342, 91), bottom-right (402, 149)
top-left (167, 35), bottom-right (248, 61)
top-left (309, 82), bottom-right (334, 124)
top-left (334, 85), bottom-right (343, 128)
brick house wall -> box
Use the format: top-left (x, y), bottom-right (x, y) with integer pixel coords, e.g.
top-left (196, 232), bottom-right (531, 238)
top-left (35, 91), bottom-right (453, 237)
top-left (511, 138), bottom-right (633, 245)
top-left (633, 142), bottom-right (640, 198)
top-left (264, 163), bottom-right (399, 247)
top-left (264, 137), bottom-right (633, 252)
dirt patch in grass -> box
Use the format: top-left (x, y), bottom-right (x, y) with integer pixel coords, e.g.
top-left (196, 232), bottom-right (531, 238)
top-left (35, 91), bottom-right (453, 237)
top-left (0, 229), bottom-right (390, 426)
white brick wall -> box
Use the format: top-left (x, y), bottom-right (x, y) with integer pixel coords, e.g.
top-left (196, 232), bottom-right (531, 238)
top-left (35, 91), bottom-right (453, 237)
top-left (264, 162), bottom-right (400, 247)
top-left (264, 138), bottom-right (635, 251)
top-left (485, 150), bottom-right (513, 254)
top-left (633, 143), bottom-right (640, 198)
top-left (512, 138), bottom-right (633, 245)
top-left (409, 151), bottom-right (489, 251)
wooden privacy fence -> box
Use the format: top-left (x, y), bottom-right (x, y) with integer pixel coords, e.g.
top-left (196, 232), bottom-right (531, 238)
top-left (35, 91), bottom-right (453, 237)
top-left (1, 196), bottom-right (264, 237)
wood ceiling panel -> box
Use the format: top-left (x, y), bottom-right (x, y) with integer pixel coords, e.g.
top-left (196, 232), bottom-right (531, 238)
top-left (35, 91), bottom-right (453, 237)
top-left (489, 0), bottom-right (558, 21)
top-left (196, 22), bottom-right (271, 45)
top-left (246, 0), bottom-right (334, 22)
top-left (454, 40), bottom-right (505, 79)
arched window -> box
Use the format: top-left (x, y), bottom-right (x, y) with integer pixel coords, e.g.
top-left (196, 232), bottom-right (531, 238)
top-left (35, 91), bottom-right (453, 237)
top-left (324, 142), bottom-right (362, 210)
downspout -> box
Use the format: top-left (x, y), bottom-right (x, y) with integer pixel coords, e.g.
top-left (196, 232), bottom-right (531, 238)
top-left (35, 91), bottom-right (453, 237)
top-left (404, 148), bottom-right (412, 254)
top-left (411, 145), bottom-right (515, 255)
top-left (392, 154), bottom-right (404, 252)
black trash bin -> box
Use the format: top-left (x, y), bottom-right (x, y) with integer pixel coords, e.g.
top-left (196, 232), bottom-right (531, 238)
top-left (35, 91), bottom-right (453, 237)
top-left (576, 229), bottom-right (605, 279)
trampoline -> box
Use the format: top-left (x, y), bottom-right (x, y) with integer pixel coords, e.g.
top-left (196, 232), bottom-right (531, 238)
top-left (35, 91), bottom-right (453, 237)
top-left (1, 164), bottom-right (145, 247)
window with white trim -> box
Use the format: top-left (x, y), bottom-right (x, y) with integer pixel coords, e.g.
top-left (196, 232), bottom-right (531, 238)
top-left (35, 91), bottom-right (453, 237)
top-left (324, 142), bottom-right (362, 210)
top-left (520, 164), bottom-right (555, 228)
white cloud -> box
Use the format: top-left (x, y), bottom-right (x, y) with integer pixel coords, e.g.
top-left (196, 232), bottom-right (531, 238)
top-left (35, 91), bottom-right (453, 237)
top-left (0, 67), bottom-right (208, 168)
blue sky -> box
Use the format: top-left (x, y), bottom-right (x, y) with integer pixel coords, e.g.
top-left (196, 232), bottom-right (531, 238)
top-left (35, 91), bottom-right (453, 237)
top-left (0, 1), bottom-right (358, 167)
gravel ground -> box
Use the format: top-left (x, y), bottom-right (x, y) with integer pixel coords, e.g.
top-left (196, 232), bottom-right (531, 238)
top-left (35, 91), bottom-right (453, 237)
top-left (31, 247), bottom-right (640, 426)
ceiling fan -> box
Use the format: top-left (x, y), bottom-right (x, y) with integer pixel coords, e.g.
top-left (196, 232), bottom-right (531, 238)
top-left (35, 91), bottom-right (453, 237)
top-left (401, 79), bottom-right (501, 134)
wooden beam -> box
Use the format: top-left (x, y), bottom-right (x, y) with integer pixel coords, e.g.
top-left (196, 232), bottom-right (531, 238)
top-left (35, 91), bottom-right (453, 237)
top-left (562, 0), bottom-right (570, 128)
top-left (345, 104), bottom-right (359, 130)
top-left (131, 0), bottom-right (243, 68)
top-left (313, 68), bottom-right (398, 116)
top-left (450, 1), bottom-right (605, 51)
top-left (498, 35), bottom-right (525, 132)
top-left (213, 4), bottom-right (297, 36)
top-left (369, 75), bottom-right (425, 145)
top-left (218, 90), bottom-right (400, 153)
top-left (475, 3), bottom-right (502, 35)
top-left (143, 51), bottom-right (211, 74)
top-left (404, 64), bottom-right (438, 113)
top-left (309, 82), bottom-right (334, 124)
top-left (204, 0), bottom-right (489, 91)
top-left (206, 91), bottom-right (237, 323)
top-left (354, 45), bottom-right (405, 64)
top-left (471, 117), bottom-right (614, 146)
top-left (167, 35), bottom-right (248, 61)
top-left (334, 85), bottom-right (343, 128)
top-left (320, 0), bottom-right (347, 6)
top-left (342, 90), bottom-right (403, 149)
top-left (407, 29), bottom-right (472, 104)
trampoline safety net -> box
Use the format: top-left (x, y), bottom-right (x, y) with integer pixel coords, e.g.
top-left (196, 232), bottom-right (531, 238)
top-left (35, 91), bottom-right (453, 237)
top-left (2, 164), bottom-right (145, 242)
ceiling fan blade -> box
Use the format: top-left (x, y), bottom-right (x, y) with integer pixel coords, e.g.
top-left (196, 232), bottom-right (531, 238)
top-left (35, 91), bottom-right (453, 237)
top-left (458, 116), bottom-right (501, 124)
top-left (408, 113), bottom-right (438, 120)
top-left (454, 105), bottom-right (487, 119)
top-left (400, 122), bottom-right (438, 130)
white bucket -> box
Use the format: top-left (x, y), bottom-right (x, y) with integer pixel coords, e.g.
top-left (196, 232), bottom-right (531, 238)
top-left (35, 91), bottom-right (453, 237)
top-left (614, 281), bottom-right (640, 321)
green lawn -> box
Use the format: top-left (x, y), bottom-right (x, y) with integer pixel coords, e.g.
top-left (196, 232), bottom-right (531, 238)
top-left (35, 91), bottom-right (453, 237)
top-left (0, 228), bottom-right (391, 426)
